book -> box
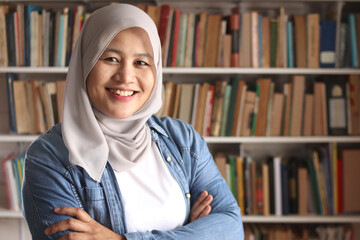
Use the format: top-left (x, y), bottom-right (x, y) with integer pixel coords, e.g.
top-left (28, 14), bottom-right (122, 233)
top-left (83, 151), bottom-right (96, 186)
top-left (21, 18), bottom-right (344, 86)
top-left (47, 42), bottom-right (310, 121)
top-left (241, 90), bottom-right (256, 137)
top-left (220, 85), bottom-right (232, 136)
top-left (303, 94), bottom-right (314, 136)
top-left (313, 82), bottom-right (327, 136)
top-left (210, 81), bottom-right (227, 137)
top-left (190, 83), bottom-right (200, 127)
top-left (240, 12), bottom-right (251, 67)
top-left (194, 11), bottom-right (207, 67)
top-left (294, 15), bottom-right (307, 68)
top-left (231, 80), bottom-right (246, 136)
top-left (161, 81), bottom-right (176, 117)
top-left (178, 83), bottom-right (195, 124)
top-left (262, 163), bottom-right (270, 216)
top-left (282, 82), bottom-right (292, 136)
top-left (341, 149), bottom-right (360, 213)
top-left (194, 82), bottom-right (210, 135)
top-left (273, 156), bottom-right (282, 216)
top-left (307, 13), bottom-right (320, 68)
top-left (168, 8), bottom-right (181, 67)
top-left (172, 84), bottom-right (181, 119)
top-left (348, 14), bottom-right (359, 68)
top-left (56, 80), bottom-right (66, 123)
top-left (202, 85), bottom-right (214, 136)
top-left (320, 20), bottom-right (336, 68)
top-left (286, 20), bottom-right (294, 68)
top-left (326, 81), bottom-right (348, 135)
top-left (184, 12), bottom-right (195, 67)
top-left (214, 152), bottom-right (227, 180)
top-left (175, 12), bottom-right (187, 67)
top-left (230, 13), bottom-right (240, 67)
top-left (226, 77), bottom-right (240, 136)
top-left (254, 78), bottom-right (272, 136)
top-left (251, 11), bottom-right (259, 68)
top-left (290, 75), bottom-right (305, 136)
top-left (348, 75), bottom-right (360, 135)
top-left (0, 5), bottom-right (9, 66)
top-left (270, 19), bottom-right (278, 68)
top-left (203, 14), bottom-right (221, 67)
top-left (236, 156), bottom-right (245, 215)
top-left (5, 12), bottom-right (16, 66)
top-left (261, 16), bottom-right (271, 68)
top-left (297, 166), bottom-right (308, 215)
top-left (269, 93), bottom-right (284, 136)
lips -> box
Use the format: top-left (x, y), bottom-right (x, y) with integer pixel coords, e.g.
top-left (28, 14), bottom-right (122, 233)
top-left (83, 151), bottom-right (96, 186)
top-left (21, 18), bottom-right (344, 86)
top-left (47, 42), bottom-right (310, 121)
top-left (106, 88), bottom-right (135, 96)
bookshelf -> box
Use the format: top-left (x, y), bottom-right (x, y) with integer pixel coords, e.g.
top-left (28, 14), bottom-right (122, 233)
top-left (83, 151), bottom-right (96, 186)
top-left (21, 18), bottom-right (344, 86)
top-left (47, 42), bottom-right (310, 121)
top-left (1, 0), bottom-right (360, 239)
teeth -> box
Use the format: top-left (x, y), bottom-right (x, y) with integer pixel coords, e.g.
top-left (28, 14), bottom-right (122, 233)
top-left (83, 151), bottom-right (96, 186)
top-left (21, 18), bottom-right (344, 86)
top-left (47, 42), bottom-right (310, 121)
top-left (109, 88), bottom-right (134, 96)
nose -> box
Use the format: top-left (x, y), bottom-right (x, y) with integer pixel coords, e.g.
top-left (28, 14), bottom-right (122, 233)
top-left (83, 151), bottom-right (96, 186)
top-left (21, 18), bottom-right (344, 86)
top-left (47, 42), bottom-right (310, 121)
top-left (112, 62), bottom-right (134, 83)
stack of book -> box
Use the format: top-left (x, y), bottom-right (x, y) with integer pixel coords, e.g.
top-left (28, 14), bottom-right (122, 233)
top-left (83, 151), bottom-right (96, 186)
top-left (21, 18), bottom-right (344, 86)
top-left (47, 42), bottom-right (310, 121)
top-left (157, 75), bottom-right (358, 137)
top-left (6, 73), bottom-right (65, 134)
top-left (1, 153), bottom-right (25, 211)
top-left (1, 3), bottom-right (359, 68)
top-left (214, 144), bottom-right (360, 217)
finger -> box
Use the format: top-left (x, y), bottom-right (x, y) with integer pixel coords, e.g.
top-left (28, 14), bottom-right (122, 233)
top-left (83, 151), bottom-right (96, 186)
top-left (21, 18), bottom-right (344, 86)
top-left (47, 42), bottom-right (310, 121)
top-left (57, 232), bottom-right (91, 240)
top-left (54, 207), bottom-right (92, 222)
top-left (44, 217), bottom-right (90, 236)
top-left (191, 194), bottom-right (213, 220)
top-left (192, 191), bottom-right (208, 209)
top-left (198, 205), bottom-right (212, 219)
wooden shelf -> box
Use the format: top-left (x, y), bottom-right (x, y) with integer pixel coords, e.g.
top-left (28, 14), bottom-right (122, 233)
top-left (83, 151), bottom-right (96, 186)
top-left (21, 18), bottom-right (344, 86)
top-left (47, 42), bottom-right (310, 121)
top-left (1, 134), bottom-right (360, 143)
top-left (1, 67), bottom-right (360, 75)
top-left (0, 209), bottom-right (23, 219)
top-left (243, 215), bottom-right (360, 223)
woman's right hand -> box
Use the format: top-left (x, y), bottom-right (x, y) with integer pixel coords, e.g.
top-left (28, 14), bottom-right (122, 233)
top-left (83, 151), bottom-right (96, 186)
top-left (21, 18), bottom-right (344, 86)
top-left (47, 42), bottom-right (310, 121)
top-left (189, 190), bottom-right (213, 222)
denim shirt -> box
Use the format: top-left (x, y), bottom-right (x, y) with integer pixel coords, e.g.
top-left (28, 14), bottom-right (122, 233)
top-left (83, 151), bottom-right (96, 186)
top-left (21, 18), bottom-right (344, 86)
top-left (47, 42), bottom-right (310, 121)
top-left (22, 115), bottom-right (244, 240)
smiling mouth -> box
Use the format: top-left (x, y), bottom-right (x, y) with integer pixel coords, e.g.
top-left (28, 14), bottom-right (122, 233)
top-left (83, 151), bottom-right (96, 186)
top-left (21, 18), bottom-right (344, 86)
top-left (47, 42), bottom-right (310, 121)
top-left (107, 88), bottom-right (135, 96)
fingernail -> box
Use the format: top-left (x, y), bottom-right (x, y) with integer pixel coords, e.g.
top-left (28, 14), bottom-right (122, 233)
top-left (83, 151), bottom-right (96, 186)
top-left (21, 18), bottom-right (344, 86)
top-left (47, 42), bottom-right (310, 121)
top-left (44, 228), bottom-right (49, 235)
top-left (54, 207), bottom-right (60, 212)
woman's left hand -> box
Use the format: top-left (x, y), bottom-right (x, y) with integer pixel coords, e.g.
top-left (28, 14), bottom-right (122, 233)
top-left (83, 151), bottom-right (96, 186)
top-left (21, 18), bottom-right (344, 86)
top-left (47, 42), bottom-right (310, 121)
top-left (44, 207), bottom-right (125, 240)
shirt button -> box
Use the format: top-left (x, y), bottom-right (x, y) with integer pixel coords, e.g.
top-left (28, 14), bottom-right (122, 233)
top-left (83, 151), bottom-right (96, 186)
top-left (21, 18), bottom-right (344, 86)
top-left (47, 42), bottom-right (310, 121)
top-left (186, 193), bottom-right (191, 199)
top-left (166, 156), bottom-right (172, 162)
top-left (151, 129), bottom-right (155, 133)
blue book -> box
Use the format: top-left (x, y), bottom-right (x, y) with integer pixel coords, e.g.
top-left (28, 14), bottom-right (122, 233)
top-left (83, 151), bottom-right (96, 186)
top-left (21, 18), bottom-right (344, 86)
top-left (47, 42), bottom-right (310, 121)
top-left (6, 73), bottom-right (17, 133)
top-left (349, 14), bottom-right (359, 68)
top-left (287, 21), bottom-right (294, 68)
top-left (320, 20), bottom-right (336, 68)
top-left (5, 12), bottom-right (16, 66)
top-left (57, 14), bottom-right (65, 67)
top-left (24, 5), bottom-right (42, 66)
top-left (258, 14), bottom-right (262, 68)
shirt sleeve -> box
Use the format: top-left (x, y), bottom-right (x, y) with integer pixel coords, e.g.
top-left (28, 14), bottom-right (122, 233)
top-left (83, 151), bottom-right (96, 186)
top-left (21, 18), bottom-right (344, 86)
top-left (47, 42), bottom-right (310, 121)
top-left (22, 134), bottom-right (83, 240)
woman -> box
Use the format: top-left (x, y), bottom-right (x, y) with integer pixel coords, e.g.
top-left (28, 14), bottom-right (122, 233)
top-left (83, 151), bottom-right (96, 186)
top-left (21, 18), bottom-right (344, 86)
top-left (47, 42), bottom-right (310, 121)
top-left (22, 3), bottom-right (244, 239)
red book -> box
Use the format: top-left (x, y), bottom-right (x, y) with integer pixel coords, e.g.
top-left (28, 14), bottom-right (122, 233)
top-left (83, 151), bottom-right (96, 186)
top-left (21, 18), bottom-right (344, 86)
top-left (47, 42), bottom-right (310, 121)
top-left (170, 9), bottom-right (181, 67)
top-left (158, 4), bottom-right (171, 47)
top-left (1, 153), bottom-right (15, 209)
top-left (229, 13), bottom-right (240, 67)
top-left (337, 158), bottom-right (343, 214)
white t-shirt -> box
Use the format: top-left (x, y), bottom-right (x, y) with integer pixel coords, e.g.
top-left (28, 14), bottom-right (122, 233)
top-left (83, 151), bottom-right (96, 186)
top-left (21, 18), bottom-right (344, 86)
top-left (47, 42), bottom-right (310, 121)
top-left (115, 140), bottom-right (186, 232)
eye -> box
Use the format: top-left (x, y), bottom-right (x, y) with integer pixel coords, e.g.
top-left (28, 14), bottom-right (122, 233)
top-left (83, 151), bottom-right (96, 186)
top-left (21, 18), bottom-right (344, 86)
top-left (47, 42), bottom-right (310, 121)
top-left (135, 60), bottom-right (149, 66)
top-left (104, 57), bottom-right (119, 62)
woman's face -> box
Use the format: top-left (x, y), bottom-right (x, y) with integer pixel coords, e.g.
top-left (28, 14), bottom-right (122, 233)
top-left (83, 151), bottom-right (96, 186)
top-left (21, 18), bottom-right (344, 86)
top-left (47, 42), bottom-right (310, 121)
top-left (86, 27), bottom-right (156, 119)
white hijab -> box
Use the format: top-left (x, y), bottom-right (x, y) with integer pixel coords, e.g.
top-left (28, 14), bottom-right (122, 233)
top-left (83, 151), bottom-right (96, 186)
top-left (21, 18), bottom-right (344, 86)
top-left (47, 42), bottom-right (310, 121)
top-left (62, 4), bottom-right (163, 182)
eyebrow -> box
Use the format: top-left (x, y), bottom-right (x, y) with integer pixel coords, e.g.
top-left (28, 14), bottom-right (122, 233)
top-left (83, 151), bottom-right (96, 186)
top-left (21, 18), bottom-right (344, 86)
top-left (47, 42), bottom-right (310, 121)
top-left (104, 48), bottom-right (154, 60)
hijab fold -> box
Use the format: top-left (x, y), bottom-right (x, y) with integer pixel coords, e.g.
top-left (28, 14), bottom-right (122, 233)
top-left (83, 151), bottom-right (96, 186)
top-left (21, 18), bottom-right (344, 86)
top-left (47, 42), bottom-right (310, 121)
top-left (62, 4), bottom-right (163, 182)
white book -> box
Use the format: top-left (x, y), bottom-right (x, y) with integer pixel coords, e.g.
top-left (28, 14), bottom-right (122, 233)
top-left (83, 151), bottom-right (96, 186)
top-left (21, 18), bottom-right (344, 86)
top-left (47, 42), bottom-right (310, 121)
top-left (273, 156), bottom-right (282, 216)
top-left (5, 159), bottom-right (20, 211)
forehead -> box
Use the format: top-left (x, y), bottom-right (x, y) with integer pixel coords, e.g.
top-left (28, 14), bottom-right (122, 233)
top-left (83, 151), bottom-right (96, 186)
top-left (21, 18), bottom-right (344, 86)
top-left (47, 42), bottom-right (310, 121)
top-left (108, 27), bottom-right (153, 52)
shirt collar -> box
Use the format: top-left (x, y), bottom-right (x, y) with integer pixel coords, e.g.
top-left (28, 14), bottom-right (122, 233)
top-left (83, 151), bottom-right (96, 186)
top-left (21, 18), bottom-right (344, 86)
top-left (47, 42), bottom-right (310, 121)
top-left (147, 116), bottom-right (169, 138)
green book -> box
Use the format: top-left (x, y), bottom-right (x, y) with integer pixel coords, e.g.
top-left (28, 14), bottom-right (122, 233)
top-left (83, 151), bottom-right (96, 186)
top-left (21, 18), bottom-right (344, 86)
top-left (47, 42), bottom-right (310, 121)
top-left (220, 85), bottom-right (232, 136)
top-left (225, 77), bottom-right (240, 136)
top-left (251, 83), bottom-right (260, 136)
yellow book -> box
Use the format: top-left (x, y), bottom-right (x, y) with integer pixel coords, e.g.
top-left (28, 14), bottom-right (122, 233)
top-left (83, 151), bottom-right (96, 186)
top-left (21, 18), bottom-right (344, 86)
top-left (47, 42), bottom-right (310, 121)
top-left (236, 156), bottom-right (244, 215)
